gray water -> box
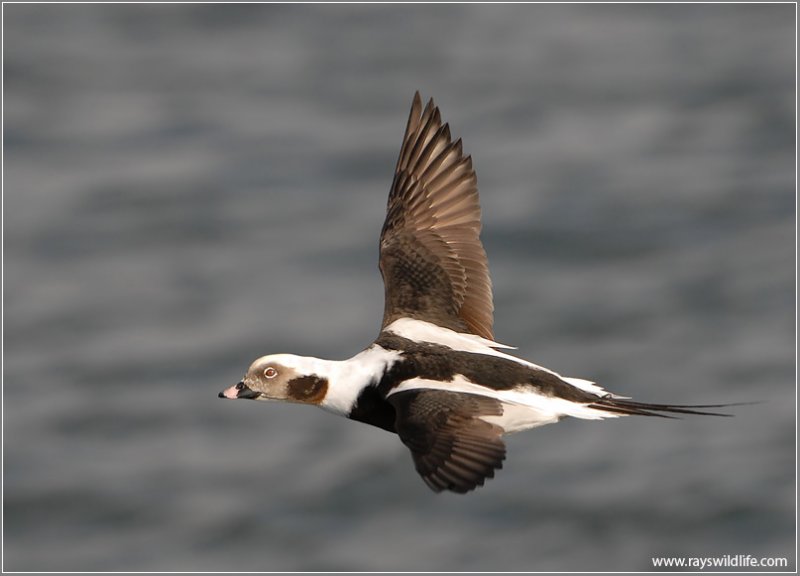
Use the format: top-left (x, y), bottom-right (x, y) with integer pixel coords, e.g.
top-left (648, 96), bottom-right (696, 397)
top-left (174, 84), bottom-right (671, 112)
top-left (4, 4), bottom-right (796, 572)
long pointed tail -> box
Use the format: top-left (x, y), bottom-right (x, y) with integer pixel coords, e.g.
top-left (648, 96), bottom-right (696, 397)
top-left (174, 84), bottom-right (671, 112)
top-left (588, 396), bottom-right (740, 418)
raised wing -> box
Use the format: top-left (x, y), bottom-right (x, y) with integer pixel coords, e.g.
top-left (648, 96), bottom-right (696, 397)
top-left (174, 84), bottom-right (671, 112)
top-left (379, 92), bottom-right (494, 339)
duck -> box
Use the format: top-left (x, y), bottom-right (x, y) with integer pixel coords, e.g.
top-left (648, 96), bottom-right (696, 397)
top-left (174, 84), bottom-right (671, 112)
top-left (219, 92), bottom-right (729, 494)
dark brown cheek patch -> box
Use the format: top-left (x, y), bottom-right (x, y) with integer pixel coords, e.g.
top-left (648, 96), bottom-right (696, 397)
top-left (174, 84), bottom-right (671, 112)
top-left (286, 376), bottom-right (328, 404)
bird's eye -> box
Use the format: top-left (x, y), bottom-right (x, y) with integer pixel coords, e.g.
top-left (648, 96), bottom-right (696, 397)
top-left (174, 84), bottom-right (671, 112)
top-left (264, 367), bottom-right (278, 379)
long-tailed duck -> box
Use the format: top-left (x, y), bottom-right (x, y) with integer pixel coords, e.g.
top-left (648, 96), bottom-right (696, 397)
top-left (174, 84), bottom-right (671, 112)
top-left (220, 92), bottom-right (730, 494)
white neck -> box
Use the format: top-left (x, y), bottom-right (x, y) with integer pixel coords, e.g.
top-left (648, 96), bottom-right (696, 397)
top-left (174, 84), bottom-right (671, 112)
top-left (306, 345), bottom-right (402, 417)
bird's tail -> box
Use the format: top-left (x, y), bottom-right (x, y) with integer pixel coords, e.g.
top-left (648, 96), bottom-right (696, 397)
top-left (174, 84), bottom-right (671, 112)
top-left (588, 396), bottom-right (738, 418)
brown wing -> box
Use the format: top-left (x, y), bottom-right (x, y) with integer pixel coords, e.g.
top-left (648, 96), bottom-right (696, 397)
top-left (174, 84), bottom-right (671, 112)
top-left (388, 388), bottom-right (506, 494)
top-left (379, 92), bottom-right (494, 339)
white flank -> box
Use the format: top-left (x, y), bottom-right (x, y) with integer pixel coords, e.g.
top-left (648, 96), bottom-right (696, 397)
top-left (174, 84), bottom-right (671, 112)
top-left (387, 376), bottom-right (621, 433)
top-left (384, 317), bottom-right (614, 398)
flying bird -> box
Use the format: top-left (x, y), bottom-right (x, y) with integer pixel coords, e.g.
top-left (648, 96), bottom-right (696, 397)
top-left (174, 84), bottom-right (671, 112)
top-left (220, 92), bottom-right (729, 494)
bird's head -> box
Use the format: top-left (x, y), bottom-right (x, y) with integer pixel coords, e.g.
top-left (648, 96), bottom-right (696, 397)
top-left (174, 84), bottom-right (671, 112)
top-left (218, 354), bottom-right (329, 404)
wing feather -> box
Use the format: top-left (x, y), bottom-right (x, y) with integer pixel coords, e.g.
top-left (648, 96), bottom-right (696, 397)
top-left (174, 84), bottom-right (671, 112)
top-left (389, 388), bottom-right (506, 494)
top-left (380, 92), bottom-right (494, 339)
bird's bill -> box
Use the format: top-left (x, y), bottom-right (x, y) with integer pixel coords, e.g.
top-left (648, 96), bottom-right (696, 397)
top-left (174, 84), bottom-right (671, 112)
top-left (218, 381), bottom-right (260, 400)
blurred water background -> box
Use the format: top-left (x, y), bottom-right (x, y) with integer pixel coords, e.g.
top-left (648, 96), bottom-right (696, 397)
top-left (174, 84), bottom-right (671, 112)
top-left (4, 3), bottom-right (796, 572)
